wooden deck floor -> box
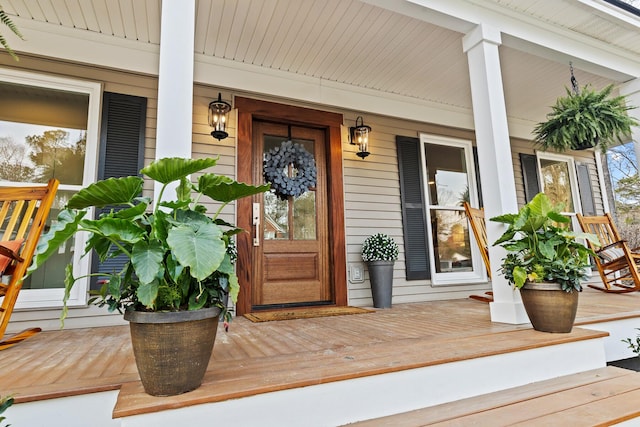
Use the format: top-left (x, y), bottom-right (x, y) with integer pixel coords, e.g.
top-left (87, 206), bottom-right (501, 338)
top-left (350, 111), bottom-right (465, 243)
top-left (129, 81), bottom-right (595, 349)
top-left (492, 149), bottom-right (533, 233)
top-left (2, 288), bottom-right (640, 419)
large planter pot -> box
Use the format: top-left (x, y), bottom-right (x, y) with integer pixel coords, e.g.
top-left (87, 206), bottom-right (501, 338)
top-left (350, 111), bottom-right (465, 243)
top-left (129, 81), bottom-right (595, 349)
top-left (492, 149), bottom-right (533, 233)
top-left (124, 306), bottom-right (221, 396)
top-left (519, 282), bottom-right (579, 333)
top-left (367, 260), bottom-right (394, 308)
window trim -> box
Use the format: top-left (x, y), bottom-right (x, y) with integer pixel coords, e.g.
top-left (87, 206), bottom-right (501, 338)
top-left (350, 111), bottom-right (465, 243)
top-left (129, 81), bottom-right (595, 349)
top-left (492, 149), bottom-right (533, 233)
top-left (0, 67), bottom-right (102, 309)
top-left (419, 133), bottom-right (486, 286)
top-left (535, 151), bottom-right (582, 216)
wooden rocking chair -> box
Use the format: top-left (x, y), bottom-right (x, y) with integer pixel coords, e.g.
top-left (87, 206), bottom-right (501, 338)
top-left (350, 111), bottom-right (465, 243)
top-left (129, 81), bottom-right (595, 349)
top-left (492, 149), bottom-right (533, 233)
top-left (463, 202), bottom-right (493, 303)
top-left (576, 213), bottom-right (640, 293)
top-left (0, 179), bottom-right (59, 350)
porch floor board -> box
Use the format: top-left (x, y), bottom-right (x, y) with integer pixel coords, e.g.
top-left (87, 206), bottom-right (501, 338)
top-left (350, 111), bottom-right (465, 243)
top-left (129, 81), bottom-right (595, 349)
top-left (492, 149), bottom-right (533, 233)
top-left (2, 288), bottom-right (640, 418)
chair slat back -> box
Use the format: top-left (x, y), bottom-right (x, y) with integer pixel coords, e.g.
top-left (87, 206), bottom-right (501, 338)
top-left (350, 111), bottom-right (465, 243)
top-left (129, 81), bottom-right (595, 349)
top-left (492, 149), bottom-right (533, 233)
top-left (576, 213), bottom-right (621, 249)
top-left (463, 202), bottom-right (491, 279)
top-left (0, 179), bottom-right (59, 342)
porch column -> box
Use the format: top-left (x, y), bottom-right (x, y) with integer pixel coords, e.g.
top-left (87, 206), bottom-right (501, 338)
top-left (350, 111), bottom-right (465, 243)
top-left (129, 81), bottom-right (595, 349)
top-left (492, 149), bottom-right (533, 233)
top-left (620, 79), bottom-right (640, 176)
top-left (462, 24), bottom-right (529, 324)
top-left (154, 0), bottom-right (196, 199)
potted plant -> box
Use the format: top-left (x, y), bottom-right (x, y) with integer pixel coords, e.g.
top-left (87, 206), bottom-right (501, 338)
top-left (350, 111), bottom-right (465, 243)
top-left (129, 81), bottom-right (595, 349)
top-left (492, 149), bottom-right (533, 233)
top-left (361, 233), bottom-right (399, 308)
top-left (490, 193), bottom-right (599, 333)
top-left (532, 84), bottom-right (638, 152)
top-left (31, 157), bottom-right (269, 396)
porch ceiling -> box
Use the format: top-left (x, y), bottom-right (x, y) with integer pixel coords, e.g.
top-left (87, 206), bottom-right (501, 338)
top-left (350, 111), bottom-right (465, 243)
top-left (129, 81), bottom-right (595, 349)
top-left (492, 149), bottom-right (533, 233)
top-left (3, 0), bottom-right (638, 126)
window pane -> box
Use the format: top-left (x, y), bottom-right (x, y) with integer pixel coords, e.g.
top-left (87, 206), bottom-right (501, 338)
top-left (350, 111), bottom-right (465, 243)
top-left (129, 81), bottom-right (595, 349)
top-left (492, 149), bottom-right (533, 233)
top-left (425, 144), bottom-right (469, 207)
top-left (293, 191), bottom-right (316, 240)
top-left (264, 191), bottom-right (289, 240)
top-left (0, 82), bottom-right (89, 185)
top-left (430, 209), bottom-right (473, 273)
top-left (540, 158), bottom-right (575, 212)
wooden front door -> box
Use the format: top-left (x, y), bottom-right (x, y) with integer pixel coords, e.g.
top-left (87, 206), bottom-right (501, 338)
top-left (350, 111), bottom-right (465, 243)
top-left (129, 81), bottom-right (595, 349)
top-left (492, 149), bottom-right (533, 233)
top-left (235, 97), bottom-right (347, 315)
top-left (251, 121), bottom-right (329, 307)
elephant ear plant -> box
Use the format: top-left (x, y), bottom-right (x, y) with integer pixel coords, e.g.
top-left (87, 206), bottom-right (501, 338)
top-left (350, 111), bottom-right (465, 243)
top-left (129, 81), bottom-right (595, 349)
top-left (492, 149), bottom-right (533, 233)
top-left (31, 157), bottom-right (269, 324)
top-left (490, 193), bottom-right (599, 292)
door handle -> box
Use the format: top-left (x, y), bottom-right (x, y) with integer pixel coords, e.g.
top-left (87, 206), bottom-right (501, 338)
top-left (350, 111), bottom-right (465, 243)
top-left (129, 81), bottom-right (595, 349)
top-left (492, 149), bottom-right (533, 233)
top-left (252, 202), bottom-right (260, 247)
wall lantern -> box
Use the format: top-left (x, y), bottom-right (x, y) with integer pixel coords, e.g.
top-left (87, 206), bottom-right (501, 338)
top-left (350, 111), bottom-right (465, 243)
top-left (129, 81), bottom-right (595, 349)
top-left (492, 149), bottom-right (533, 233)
top-left (208, 93), bottom-right (232, 141)
top-left (349, 116), bottom-right (371, 159)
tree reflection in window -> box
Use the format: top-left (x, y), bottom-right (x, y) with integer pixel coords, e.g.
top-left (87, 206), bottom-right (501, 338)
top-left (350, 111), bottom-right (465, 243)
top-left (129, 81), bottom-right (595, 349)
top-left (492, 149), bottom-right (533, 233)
top-left (0, 123), bottom-right (86, 185)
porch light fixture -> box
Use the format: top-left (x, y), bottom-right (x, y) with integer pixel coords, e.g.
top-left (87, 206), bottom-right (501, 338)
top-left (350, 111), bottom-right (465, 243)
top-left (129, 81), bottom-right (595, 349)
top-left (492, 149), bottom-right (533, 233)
top-left (208, 93), bottom-right (232, 141)
top-left (349, 116), bottom-right (371, 159)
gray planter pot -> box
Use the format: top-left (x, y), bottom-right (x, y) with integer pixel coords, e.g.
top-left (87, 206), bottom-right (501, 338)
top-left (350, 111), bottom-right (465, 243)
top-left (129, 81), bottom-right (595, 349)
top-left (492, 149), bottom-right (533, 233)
top-left (124, 306), bottom-right (221, 396)
top-left (367, 260), bottom-right (394, 308)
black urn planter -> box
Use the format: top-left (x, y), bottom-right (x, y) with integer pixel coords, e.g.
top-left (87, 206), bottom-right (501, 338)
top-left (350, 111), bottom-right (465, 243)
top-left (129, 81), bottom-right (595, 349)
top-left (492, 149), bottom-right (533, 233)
top-left (519, 282), bottom-right (579, 333)
top-left (124, 306), bottom-right (221, 396)
top-left (572, 138), bottom-right (598, 151)
top-left (367, 260), bottom-right (394, 308)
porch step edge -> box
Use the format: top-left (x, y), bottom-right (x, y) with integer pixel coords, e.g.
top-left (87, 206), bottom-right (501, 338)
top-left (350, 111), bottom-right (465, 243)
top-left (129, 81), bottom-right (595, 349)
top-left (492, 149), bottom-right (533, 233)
top-left (347, 366), bottom-right (640, 426)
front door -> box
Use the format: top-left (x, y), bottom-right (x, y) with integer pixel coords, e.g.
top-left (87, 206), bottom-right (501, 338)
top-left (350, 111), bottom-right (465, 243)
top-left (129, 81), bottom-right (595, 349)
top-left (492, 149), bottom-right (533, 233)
top-left (251, 121), bottom-right (330, 308)
top-left (235, 97), bottom-right (347, 315)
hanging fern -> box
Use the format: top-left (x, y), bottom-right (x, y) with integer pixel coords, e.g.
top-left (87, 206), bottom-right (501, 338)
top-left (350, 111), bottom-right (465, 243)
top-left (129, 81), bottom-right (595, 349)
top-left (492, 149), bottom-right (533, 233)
top-left (533, 84), bottom-right (638, 153)
top-left (0, 5), bottom-right (23, 61)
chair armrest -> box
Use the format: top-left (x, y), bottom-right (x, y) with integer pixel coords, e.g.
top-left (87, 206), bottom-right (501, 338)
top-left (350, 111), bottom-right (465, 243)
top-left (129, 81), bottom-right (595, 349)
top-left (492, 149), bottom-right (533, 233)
top-left (0, 244), bottom-right (23, 263)
top-left (596, 241), bottom-right (626, 253)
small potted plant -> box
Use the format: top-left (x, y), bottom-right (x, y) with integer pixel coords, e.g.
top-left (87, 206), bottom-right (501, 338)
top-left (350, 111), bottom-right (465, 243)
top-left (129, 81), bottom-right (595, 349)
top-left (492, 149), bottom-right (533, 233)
top-left (31, 157), bottom-right (269, 396)
top-left (361, 233), bottom-right (399, 308)
top-left (490, 193), bottom-right (599, 333)
top-left (533, 84), bottom-right (637, 152)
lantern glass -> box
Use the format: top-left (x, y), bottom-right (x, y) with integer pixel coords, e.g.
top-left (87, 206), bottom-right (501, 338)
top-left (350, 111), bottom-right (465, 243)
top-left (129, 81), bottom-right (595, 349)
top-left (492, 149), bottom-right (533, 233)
top-left (351, 116), bottom-right (371, 159)
top-left (208, 93), bottom-right (232, 140)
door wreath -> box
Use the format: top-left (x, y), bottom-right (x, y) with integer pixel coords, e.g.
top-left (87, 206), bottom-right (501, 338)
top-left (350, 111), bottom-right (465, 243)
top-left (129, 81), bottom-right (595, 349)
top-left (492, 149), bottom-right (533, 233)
top-left (263, 140), bottom-right (317, 200)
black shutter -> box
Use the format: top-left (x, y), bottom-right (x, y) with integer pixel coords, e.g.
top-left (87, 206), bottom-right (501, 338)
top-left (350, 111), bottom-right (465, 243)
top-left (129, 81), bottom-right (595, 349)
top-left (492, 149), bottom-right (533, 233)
top-left (520, 153), bottom-right (540, 203)
top-left (472, 147), bottom-right (483, 208)
top-left (91, 92), bottom-right (147, 289)
top-left (576, 162), bottom-right (596, 216)
top-left (396, 136), bottom-right (430, 280)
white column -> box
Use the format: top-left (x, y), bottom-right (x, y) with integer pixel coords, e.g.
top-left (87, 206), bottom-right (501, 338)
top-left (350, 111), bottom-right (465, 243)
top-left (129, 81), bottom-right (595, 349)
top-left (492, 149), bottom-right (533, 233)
top-left (154, 0), bottom-right (196, 200)
top-left (462, 24), bottom-right (529, 324)
top-left (620, 79), bottom-right (640, 176)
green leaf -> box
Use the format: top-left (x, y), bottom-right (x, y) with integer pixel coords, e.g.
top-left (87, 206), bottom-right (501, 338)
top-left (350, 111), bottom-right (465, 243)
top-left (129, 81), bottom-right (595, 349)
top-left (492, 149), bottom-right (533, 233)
top-left (141, 157), bottom-right (218, 184)
top-left (490, 213), bottom-right (518, 224)
top-left (228, 272), bottom-right (239, 303)
top-left (86, 234), bottom-right (115, 261)
top-left (30, 209), bottom-right (86, 274)
top-left (547, 211), bottom-right (570, 223)
top-left (513, 266), bottom-right (527, 288)
top-left (61, 263), bottom-right (77, 325)
top-left (67, 176), bottom-right (143, 209)
top-left (107, 274), bottom-right (122, 301)
top-left (199, 173), bottom-right (271, 203)
top-left (81, 218), bottom-right (146, 244)
top-left (131, 240), bottom-right (165, 285)
top-left (177, 176), bottom-right (193, 202)
top-left (538, 240), bottom-right (556, 260)
top-left (189, 290), bottom-right (208, 310)
top-left (114, 202), bottom-right (148, 220)
top-left (167, 223), bottom-right (226, 281)
top-left (137, 281), bottom-right (159, 308)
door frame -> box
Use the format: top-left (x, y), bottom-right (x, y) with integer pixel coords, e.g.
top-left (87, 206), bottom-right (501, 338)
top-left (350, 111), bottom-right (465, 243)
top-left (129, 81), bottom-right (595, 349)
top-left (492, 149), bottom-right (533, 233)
top-left (235, 97), bottom-right (347, 315)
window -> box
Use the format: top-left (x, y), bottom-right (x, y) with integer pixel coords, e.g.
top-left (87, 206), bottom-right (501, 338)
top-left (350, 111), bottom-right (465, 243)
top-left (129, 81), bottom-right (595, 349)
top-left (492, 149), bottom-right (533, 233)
top-left (0, 68), bottom-right (101, 309)
top-left (536, 152), bottom-right (581, 216)
top-left (420, 134), bottom-right (485, 285)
